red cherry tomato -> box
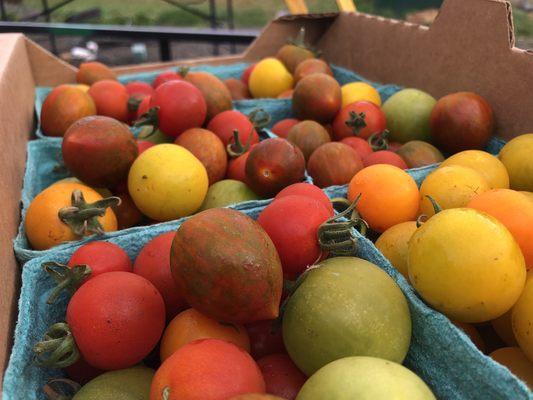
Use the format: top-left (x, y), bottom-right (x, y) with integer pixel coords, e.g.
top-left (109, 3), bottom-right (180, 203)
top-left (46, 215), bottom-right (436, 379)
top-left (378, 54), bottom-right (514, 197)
top-left (134, 232), bottom-right (187, 320)
top-left (274, 183), bottom-right (333, 216)
top-left (226, 145), bottom-right (257, 184)
top-left (125, 81), bottom-right (154, 98)
top-left (241, 64), bottom-right (256, 85)
top-left (68, 241), bottom-right (132, 283)
top-left (340, 136), bottom-right (373, 158)
top-left (258, 353), bottom-right (307, 400)
top-left (152, 71), bottom-right (183, 89)
top-left (363, 150), bottom-right (408, 169)
top-left (332, 101), bottom-right (386, 140)
top-left (271, 119), bottom-right (300, 139)
top-left (207, 110), bottom-right (259, 146)
top-left (150, 80), bottom-right (207, 137)
top-left (388, 141), bottom-right (403, 152)
top-left (150, 339), bottom-right (265, 400)
top-left (136, 96), bottom-right (151, 119)
top-left (67, 271), bottom-right (165, 370)
top-left (258, 195), bottom-right (331, 277)
top-left (246, 320), bottom-right (286, 360)
top-left (137, 140), bottom-right (155, 154)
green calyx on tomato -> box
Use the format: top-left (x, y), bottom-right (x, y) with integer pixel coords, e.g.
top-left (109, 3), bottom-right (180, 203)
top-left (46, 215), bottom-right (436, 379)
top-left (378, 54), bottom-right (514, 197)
top-left (368, 129), bottom-right (390, 151)
top-left (416, 195), bottom-right (442, 227)
top-left (42, 262), bottom-right (92, 305)
top-left (227, 129), bottom-right (253, 158)
top-left (33, 322), bottom-right (80, 369)
top-left (58, 190), bottom-right (121, 237)
top-left (345, 110), bottom-right (367, 136)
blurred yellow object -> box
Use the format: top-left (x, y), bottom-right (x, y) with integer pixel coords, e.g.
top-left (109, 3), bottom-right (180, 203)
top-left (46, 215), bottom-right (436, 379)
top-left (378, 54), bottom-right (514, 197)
top-left (336, 0), bottom-right (357, 12)
top-left (285, 0), bottom-right (308, 14)
top-left (341, 82), bottom-right (381, 107)
top-left (68, 84), bottom-right (90, 93)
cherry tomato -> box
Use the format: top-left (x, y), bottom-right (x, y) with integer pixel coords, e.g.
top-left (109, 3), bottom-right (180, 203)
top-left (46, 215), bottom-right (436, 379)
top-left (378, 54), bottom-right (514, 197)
top-left (272, 119), bottom-right (300, 139)
top-left (207, 110), bottom-right (259, 146)
top-left (152, 71), bottom-right (183, 88)
top-left (88, 80), bottom-right (129, 122)
top-left (340, 136), bottom-right (373, 159)
top-left (150, 80), bottom-right (207, 137)
top-left (227, 145), bottom-right (257, 185)
top-left (258, 195), bottom-right (331, 277)
top-left (258, 353), bottom-right (306, 400)
top-left (68, 241), bottom-right (132, 283)
top-left (332, 101), bottom-right (387, 140)
top-left (134, 231), bottom-right (187, 319)
top-left (67, 271), bottom-right (165, 370)
top-left (274, 183), bottom-right (333, 216)
top-left (150, 339), bottom-right (265, 400)
top-left (246, 320), bottom-right (286, 360)
top-left (363, 150), bottom-right (408, 169)
top-left (241, 64), bottom-right (257, 85)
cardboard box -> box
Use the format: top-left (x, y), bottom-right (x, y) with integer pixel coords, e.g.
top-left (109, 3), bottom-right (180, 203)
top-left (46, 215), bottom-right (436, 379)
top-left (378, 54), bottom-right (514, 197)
top-left (1, 0), bottom-right (532, 389)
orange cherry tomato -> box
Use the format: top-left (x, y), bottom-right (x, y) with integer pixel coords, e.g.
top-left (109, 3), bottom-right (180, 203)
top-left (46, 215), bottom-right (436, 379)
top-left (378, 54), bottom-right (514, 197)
top-left (25, 182), bottom-right (117, 250)
top-left (468, 189), bottom-right (533, 269)
top-left (160, 308), bottom-right (250, 361)
top-left (347, 165), bottom-right (420, 232)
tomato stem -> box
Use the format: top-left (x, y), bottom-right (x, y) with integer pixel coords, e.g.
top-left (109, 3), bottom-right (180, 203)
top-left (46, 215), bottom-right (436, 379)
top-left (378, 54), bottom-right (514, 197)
top-left (318, 194), bottom-right (368, 256)
top-left (416, 195), bottom-right (443, 227)
top-left (346, 111), bottom-right (367, 136)
top-left (247, 107), bottom-right (271, 130)
top-left (368, 129), bottom-right (390, 151)
top-left (43, 378), bottom-right (81, 400)
top-left (33, 323), bottom-right (80, 369)
top-left (42, 262), bottom-right (92, 305)
top-left (133, 106), bottom-right (160, 137)
top-left (58, 190), bottom-right (121, 237)
top-left (226, 129), bottom-right (253, 158)
top-left (127, 96), bottom-right (142, 112)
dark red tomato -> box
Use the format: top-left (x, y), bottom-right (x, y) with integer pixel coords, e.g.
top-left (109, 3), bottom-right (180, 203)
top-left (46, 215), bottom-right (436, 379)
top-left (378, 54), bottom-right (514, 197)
top-left (137, 140), bottom-right (155, 154)
top-left (258, 195), bottom-right (330, 277)
top-left (226, 145), bottom-right (257, 185)
top-left (363, 150), bottom-right (408, 169)
top-left (258, 353), bottom-right (307, 400)
top-left (274, 183), bottom-right (333, 216)
top-left (430, 91), bottom-right (494, 153)
top-left (207, 110), bottom-right (259, 147)
top-left (246, 320), bottom-right (285, 360)
top-left (340, 136), bottom-right (373, 158)
top-left (136, 96), bottom-right (151, 119)
top-left (134, 232), bottom-right (187, 320)
top-left (125, 81), bottom-right (154, 98)
top-left (271, 119), bottom-right (300, 139)
top-left (66, 356), bottom-right (103, 385)
top-left (150, 80), bottom-right (207, 137)
top-left (67, 271), bottom-right (165, 370)
top-left (113, 192), bottom-right (144, 230)
top-left (68, 241), bottom-right (132, 283)
top-left (62, 116), bottom-right (138, 187)
top-left (152, 71), bottom-right (183, 89)
top-left (241, 64), bottom-right (256, 85)
top-left (332, 101), bottom-right (387, 140)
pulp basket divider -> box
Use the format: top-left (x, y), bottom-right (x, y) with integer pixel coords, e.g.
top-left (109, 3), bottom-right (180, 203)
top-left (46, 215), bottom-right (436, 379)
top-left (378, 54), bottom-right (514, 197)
top-left (4, 190), bottom-right (531, 400)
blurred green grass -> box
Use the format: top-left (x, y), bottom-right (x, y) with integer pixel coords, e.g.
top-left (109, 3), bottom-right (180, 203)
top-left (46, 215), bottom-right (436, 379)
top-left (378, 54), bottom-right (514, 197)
top-left (13, 0), bottom-right (533, 37)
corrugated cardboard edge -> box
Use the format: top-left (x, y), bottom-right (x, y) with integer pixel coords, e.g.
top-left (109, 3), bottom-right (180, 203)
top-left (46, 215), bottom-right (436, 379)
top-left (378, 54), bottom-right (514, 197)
top-left (0, 34), bottom-right (34, 388)
top-left (318, 0), bottom-right (532, 139)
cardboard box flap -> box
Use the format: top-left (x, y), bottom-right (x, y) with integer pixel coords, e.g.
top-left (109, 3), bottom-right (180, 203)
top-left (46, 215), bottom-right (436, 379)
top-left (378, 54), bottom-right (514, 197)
top-left (317, 0), bottom-right (533, 139)
top-left (24, 36), bottom-right (77, 86)
top-left (243, 13), bottom-right (338, 61)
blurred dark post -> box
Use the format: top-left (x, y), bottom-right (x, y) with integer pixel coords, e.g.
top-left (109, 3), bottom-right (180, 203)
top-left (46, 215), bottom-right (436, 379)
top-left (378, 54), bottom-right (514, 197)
top-left (0, 0), bottom-right (7, 21)
top-left (208, 0), bottom-right (219, 55)
top-left (160, 37), bottom-right (171, 61)
top-left (41, 0), bottom-right (58, 54)
top-left (227, 0), bottom-right (236, 53)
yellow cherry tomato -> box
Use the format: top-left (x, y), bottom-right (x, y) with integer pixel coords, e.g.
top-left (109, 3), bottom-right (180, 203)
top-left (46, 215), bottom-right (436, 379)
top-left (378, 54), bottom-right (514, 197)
top-left (341, 82), bottom-right (381, 107)
top-left (375, 221), bottom-right (418, 280)
top-left (128, 144), bottom-right (208, 221)
top-left (249, 57), bottom-right (294, 98)
top-left (419, 165), bottom-right (490, 217)
top-left (440, 150), bottom-right (509, 189)
top-left (408, 208), bottom-right (526, 323)
top-left (25, 182), bottom-right (117, 250)
top-left (513, 273), bottom-right (533, 362)
top-left (499, 134), bottom-right (533, 191)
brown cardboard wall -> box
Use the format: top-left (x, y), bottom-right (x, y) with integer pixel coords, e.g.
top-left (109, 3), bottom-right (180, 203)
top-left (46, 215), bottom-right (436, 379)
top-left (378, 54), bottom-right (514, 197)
top-left (0, 34), bottom-right (35, 386)
top-left (318, 0), bottom-right (533, 139)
